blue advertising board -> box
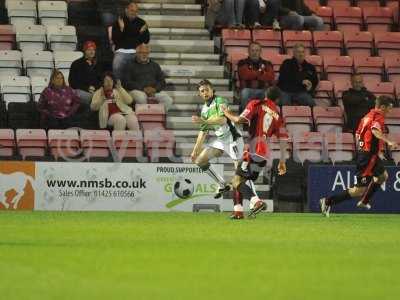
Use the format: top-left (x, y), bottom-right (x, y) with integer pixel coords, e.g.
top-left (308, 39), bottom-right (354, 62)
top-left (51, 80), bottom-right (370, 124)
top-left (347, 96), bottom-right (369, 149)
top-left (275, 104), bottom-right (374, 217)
top-left (308, 165), bottom-right (400, 213)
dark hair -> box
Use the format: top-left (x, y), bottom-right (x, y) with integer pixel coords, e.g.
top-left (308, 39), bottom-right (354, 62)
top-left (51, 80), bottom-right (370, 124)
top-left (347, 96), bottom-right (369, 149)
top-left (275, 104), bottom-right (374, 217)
top-left (376, 95), bottom-right (394, 108)
top-left (102, 71), bottom-right (116, 88)
top-left (197, 79), bottom-right (213, 89)
top-left (266, 86), bottom-right (281, 102)
top-left (49, 69), bottom-right (66, 87)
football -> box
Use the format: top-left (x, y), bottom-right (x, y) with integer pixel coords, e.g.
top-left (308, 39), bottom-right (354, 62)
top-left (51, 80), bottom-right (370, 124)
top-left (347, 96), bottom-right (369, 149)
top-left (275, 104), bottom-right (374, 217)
top-left (173, 178), bottom-right (194, 199)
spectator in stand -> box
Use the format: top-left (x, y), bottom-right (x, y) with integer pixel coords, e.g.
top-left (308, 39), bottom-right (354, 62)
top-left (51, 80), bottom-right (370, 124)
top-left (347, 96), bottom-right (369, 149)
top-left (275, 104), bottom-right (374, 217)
top-left (259, 0), bottom-right (281, 29)
top-left (68, 41), bottom-right (103, 108)
top-left (111, 1), bottom-right (150, 80)
top-left (343, 74), bottom-right (376, 132)
top-left (278, 43), bottom-right (318, 106)
top-left (123, 44), bottom-right (173, 112)
top-left (96, 0), bottom-right (120, 27)
top-left (237, 42), bottom-right (275, 111)
top-left (279, 0), bottom-right (324, 31)
top-left (38, 69), bottom-right (81, 129)
top-left (209, 0), bottom-right (260, 28)
top-left (90, 72), bottom-right (139, 131)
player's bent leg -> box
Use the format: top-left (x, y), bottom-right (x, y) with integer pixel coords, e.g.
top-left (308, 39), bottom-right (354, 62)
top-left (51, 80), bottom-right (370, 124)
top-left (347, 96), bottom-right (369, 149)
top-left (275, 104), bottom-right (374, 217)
top-left (321, 187), bottom-right (360, 217)
top-left (357, 171), bottom-right (388, 209)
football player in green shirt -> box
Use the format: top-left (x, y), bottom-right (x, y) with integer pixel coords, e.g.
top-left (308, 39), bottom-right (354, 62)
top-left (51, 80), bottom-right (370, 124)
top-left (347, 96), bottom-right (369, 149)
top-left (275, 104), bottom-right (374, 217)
top-left (191, 79), bottom-right (244, 199)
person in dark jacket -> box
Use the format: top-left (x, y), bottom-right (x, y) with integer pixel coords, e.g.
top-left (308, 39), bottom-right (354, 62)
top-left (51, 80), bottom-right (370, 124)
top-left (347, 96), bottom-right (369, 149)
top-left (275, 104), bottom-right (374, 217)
top-left (279, 0), bottom-right (324, 30)
top-left (68, 41), bottom-right (103, 107)
top-left (124, 44), bottom-right (173, 111)
top-left (237, 42), bottom-right (275, 112)
top-left (111, 1), bottom-right (150, 80)
top-left (278, 43), bottom-right (318, 106)
top-left (343, 74), bottom-right (376, 132)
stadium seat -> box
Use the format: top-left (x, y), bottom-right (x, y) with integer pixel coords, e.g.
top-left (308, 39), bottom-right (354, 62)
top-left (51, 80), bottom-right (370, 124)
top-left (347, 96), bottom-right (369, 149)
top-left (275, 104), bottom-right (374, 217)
top-left (0, 50), bottom-right (22, 77)
top-left (54, 51), bottom-right (83, 82)
top-left (316, 6), bottom-right (334, 30)
top-left (304, 0), bottom-right (320, 11)
top-left (326, 0), bottom-right (352, 7)
top-left (46, 25), bottom-right (78, 51)
top-left (38, 1), bottom-right (68, 26)
top-left (48, 129), bottom-right (81, 160)
top-left (385, 56), bottom-right (400, 85)
top-left (314, 80), bottom-right (334, 107)
top-left (112, 130), bottom-right (144, 160)
top-left (282, 106), bottom-right (313, 135)
top-left (363, 6), bottom-right (394, 33)
top-left (333, 80), bottom-right (352, 108)
top-left (396, 82), bottom-right (400, 101)
top-left (313, 106), bottom-right (344, 133)
top-left (268, 134), bottom-right (292, 161)
top-left (269, 53), bottom-right (291, 76)
top-left (357, 0), bottom-right (380, 8)
top-left (386, 108), bottom-right (400, 134)
top-left (16, 128), bottom-right (47, 159)
top-left (22, 50), bottom-right (54, 79)
top-left (305, 55), bottom-right (323, 79)
top-left (374, 32), bottom-right (400, 60)
top-left (226, 50), bottom-right (247, 74)
top-left (15, 24), bottom-right (46, 51)
top-left (293, 131), bottom-right (323, 163)
top-left (343, 31), bottom-right (374, 57)
top-left (0, 76), bottom-right (31, 106)
top-left (313, 31), bottom-right (343, 58)
top-left (364, 81), bottom-right (395, 98)
top-left (353, 56), bottom-right (384, 82)
top-left (221, 29), bottom-right (251, 56)
top-left (80, 130), bottom-right (111, 159)
top-left (282, 31), bottom-right (313, 56)
top-left (387, 0), bottom-right (399, 25)
top-left (135, 103), bottom-right (166, 127)
top-left (31, 76), bottom-right (49, 102)
top-left (7, 101), bottom-right (39, 129)
top-left (325, 132), bottom-right (355, 163)
top-left (7, 0), bottom-right (37, 25)
top-left (324, 55), bottom-right (353, 83)
top-left (144, 129), bottom-right (175, 162)
top-left (0, 128), bottom-right (15, 157)
top-left (0, 25), bottom-right (16, 50)
top-left (333, 6), bottom-right (363, 32)
top-left (252, 29), bottom-right (282, 55)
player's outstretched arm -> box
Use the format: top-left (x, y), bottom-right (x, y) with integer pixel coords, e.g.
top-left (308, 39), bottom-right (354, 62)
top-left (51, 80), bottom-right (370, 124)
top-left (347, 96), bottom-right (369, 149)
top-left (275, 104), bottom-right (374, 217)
top-left (372, 128), bottom-right (398, 149)
top-left (220, 106), bottom-right (247, 124)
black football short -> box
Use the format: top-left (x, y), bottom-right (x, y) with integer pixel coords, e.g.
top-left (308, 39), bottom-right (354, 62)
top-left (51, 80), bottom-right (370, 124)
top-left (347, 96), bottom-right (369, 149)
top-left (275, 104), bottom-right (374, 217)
top-left (355, 151), bottom-right (385, 187)
top-left (235, 158), bottom-right (266, 181)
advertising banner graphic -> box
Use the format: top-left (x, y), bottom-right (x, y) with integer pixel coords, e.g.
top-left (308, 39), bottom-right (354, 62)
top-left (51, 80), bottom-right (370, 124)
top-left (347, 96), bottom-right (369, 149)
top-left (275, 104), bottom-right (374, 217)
top-left (33, 162), bottom-right (224, 211)
top-left (308, 165), bottom-right (400, 213)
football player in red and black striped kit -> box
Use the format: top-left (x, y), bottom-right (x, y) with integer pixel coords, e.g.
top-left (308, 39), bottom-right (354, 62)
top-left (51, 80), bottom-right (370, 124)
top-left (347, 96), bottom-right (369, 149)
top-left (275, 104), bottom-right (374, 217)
top-left (320, 96), bottom-right (398, 217)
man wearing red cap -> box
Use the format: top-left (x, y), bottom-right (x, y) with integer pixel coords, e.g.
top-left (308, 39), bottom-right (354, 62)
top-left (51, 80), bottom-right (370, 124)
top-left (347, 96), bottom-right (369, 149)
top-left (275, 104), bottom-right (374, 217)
top-left (69, 40), bottom-right (104, 109)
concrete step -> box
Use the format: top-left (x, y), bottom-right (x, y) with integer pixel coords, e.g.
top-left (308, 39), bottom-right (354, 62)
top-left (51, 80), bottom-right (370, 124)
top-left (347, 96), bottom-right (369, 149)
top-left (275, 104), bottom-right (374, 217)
top-left (150, 52), bottom-right (219, 66)
top-left (167, 116), bottom-right (198, 130)
top-left (165, 78), bottom-right (230, 91)
top-left (166, 91), bottom-right (235, 104)
top-left (170, 103), bottom-right (239, 114)
top-left (150, 39), bottom-right (214, 54)
top-left (150, 28), bottom-right (210, 40)
top-left (161, 65), bottom-right (224, 79)
top-left (142, 15), bottom-right (204, 29)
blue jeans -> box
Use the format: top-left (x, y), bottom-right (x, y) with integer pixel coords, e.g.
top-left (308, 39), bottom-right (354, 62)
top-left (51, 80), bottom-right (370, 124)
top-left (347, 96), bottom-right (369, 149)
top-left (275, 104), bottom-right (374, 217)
top-left (101, 12), bottom-right (117, 27)
top-left (112, 52), bottom-right (134, 81)
top-left (279, 91), bottom-right (315, 106)
top-left (281, 14), bottom-right (324, 31)
top-left (240, 88), bottom-right (265, 112)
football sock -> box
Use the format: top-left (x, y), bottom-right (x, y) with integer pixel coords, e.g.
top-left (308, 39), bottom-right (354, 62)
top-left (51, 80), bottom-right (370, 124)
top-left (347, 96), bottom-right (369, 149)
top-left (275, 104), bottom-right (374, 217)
top-left (233, 190), bottom-right (243, 211)
top-left (360, 181), bottom-right (380, 204)
top-left (325, 190), bottom-right (352, 206)
top-left (238, 181), bottom-right (256, 200)
top-left (201, 163), bottom-right (225, 188)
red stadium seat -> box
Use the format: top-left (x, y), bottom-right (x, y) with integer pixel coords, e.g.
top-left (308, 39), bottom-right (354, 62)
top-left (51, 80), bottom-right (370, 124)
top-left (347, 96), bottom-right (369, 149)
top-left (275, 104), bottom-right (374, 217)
top-left (48, 129), bottom-right (81, 160)
top-left (144, 129), bottom-right (175, 162)
top-left (0, 129), bottom-right (15, 157)
top-left (306, 55), bottom-right (323, 79)
top-left (314, 80), bottom-right (334, 107)
top-left (282, 31), bottom-right (313, 56)
top-left (16, 129), bottom-right (47, 159)
top-left (0, 25), bottom-right (15, 50)
top-left (343, 31), bottom-right (374, 57)
top-left (316, 6), bottom-right (334, 30)
top-left (80, 130), bottom-right (111, 159)
top-left (226, 49), bottom-right (247, 73)
top-left (324, 55), bottom-right (353, 83)
top-left (374, 32), bottom-right (400, 60)
top-left (353, 56), bottom-right (384, 82)
top-left (363, 7), bottom-right (394, 33)
top-left (313, 31), bottom-right (343, 58)
top-left (333, 80), bottom-right (352, 109)
top-left (222, 29), bottom-right (251, 56)
top-left (333, 6), bottom-right (363, 32)
top-left (387, 133), bottom-right (400, 164)
top-left (396, 82), bottom-right (400, 100)
top-left (326, 0), bottom-right (352, 7)
top-left (325, 132), bottom-right (355, 163)
top-left (135, 103), bottom-right (166, 127)
top-left (364, 81), bottom-right (395, 98)
top-left (313, 106), bottom-right (344, 133)
top-left (385, 56), bottom-right (400, 85)
top-left (304, 0), bottom-right (320, 11)
top-left (282, 106), bottom-right (313, 135)
top-left (112, 130), bottom-right (144, 160)
top-left (357, 0), bottom-right (381, 8)
top-left (293, 131), bottom-right (324, 163)
top-left (387, 0), bottom-right (399, 24)
top-left (267, 133), bottom-right (292, 161)
top-left (252, 29), bottom-right (282, 55)
top-left (268, 53), bottom-right (291, 75)
top-left (386, 108), bottom-right (400, 134)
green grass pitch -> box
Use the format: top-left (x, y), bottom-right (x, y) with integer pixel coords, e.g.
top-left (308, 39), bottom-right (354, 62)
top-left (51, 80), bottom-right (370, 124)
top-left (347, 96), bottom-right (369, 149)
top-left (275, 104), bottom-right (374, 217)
top-left (0, 212), bottom-right (399, 300)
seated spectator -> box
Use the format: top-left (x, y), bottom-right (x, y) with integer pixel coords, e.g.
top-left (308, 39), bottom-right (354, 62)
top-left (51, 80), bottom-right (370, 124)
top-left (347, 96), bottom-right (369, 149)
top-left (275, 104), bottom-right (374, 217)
top-left (38, 69), bottom-right (81, 129)
top-left (91, 72), bottom-right (139, 131)
top-left (259, 0), bottom-right (281, 29)
top-left (279, 0), bottom-right (324, 31)
top-left (343, 74), bottom-right (375, 132)
top-left (112, 1), bottom-right (150, 80)
top-left (123, 44), bottom-right (173, 111)
top-left (237, 42), bottom-right (274, 111)
top-left (68, 41), bottom-right (103, 108)
top-left (278, 43), bottom-right (318, 106)
top-left (213, 0), bottom-right (260, 28)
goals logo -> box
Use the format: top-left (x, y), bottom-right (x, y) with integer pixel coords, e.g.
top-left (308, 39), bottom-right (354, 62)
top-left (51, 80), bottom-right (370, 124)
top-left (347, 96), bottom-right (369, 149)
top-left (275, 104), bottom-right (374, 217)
top-left (0, 161), bottom-right (35, 210)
